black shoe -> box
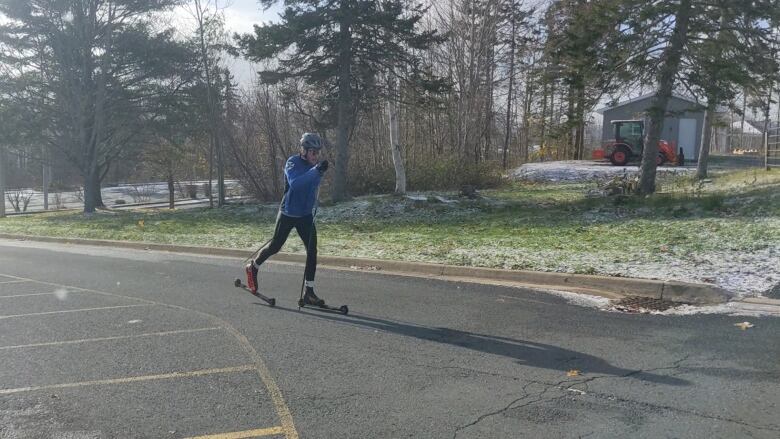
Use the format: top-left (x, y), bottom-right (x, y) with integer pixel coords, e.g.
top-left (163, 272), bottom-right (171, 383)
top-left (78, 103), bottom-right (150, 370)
top-left (303, 287), bottom-right (325, 306)
top-left (245, 263), bottom-right (259, 293)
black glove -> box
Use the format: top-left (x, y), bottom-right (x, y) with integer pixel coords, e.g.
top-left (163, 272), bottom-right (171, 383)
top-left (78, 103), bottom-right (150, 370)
top-left (316, 160), bottom-right (329, 174)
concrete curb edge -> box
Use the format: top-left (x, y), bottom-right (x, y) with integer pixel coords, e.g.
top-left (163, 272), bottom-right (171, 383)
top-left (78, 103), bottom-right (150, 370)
top-left (0, 233), bottom-right (730, 304)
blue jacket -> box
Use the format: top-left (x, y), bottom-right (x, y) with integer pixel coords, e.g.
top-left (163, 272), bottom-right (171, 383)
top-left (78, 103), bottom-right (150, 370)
top-left (281, 154), bottom-right (322, 217)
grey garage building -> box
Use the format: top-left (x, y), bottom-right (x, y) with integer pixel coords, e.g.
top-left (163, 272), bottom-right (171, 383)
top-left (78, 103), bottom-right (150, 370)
top-left (598, 94), bottom-right (705, 161)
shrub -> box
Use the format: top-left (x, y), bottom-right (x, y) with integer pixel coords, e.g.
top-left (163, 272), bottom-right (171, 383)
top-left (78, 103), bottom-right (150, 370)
top-left (407, 159), bottom-right (505, 191)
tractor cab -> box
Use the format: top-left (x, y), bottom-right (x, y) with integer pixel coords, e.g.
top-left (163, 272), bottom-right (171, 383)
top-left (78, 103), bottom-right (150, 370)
top-left (603, 119), bottom-right (677, 166)
top-left (613, 120), bottom-right (644, 150)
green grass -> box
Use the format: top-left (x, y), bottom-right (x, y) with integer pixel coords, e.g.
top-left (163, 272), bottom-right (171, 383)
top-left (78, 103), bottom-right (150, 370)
top-left (2, 169), bottom-right (779, 278)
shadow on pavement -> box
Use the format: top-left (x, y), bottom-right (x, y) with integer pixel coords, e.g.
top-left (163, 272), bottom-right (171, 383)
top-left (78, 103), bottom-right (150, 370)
top-left (266, 304), bottom-right (689, 386)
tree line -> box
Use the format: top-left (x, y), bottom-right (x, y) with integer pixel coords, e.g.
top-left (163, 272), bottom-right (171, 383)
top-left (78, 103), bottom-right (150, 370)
top-left (1, 0), bottom-right (779, 215)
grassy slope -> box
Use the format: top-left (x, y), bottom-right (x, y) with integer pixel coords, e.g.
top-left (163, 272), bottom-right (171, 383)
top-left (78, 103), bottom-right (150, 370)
top-left (1, 169), bottom-right (778, 280)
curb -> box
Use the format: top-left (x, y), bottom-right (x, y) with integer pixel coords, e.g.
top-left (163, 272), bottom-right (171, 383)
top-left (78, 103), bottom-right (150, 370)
top-left (0, 233), bottom-right (730, 304)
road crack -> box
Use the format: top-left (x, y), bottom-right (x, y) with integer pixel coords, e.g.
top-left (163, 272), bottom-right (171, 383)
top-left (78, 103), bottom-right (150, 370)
top-left (451, 378), bottom-right (573, 439)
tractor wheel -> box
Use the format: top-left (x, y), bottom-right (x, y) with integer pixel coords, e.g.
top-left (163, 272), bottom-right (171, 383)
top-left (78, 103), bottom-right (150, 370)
top-left (610, 146), bottom-right (630, 166)
top-left (656, 153), bottom-right (666, 166)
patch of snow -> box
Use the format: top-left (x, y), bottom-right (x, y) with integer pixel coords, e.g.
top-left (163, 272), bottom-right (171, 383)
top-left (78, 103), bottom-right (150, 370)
top-left (433, 196), bottom-right (457, 204)
top-left (657, 302), bottom-right (780, 317)
top-left (510, 160), bottom-right (695, 183)
top-left (6, 180), bottom-right (242, 212)
top-left (540, 288), bottom-right (613, 309)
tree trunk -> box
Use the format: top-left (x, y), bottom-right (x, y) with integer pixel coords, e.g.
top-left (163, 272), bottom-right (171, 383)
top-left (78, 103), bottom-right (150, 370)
top-left (575, 85), bottom-right (586, 160)
top-left (638, 0), bottom-right (692, 195)
top-left (567, 85), bottom-right (575, 159)
top-left (502, 12), bottom-right (516, 169)
top-left (0, 146), bottom-right (5, 218)
top-left (83, 166), bottom-right (99, 214)
top-left (42, 148), bottom-right (49, 210)
top-left (208, 137), bottom-right (214, 208)
top-left (93, 178), bottom-right (104, 208)
top-left (387, 70), bottom-right (406, 194)
top-left (739, 91), bottom-right (746, 149)
top-left (539, 81), bottom-right (548, 155)
top-left (548, 80), bottom-right (556, 159)
top-left (484, 42), bottom-right (495, 162)
top-left (194, 0), bottom-right (223, 207)
top-left (217, 133), bottom-right (225, 206)
top-left (522, 78), bottom-right (532, 162)
top-left (764, 85), bottom-right (773, 171)
top-left (696, 104), bottom-right (715, 179)
top-left (698, 6), bottom-right (729, 177)
top-left (333, 11), bottom-right (353, 202)
top-left (167, 171), bottom-right (175, 209)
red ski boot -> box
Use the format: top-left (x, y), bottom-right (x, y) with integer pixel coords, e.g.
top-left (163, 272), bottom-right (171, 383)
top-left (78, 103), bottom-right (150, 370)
top-left (245, 262), bottom-right (258, 293)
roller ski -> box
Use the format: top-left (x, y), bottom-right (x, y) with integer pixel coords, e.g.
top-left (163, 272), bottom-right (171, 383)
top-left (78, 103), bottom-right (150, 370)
top-left (233, 262), bottom-right (276, 307)
top-left (298, 287), bottom-right (348, 315)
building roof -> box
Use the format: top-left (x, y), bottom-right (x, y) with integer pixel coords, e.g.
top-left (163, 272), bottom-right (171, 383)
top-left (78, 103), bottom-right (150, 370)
top-left (596, 93), bottom-right (702, 114)
top-left (733, 120), bottom-right (764, 135)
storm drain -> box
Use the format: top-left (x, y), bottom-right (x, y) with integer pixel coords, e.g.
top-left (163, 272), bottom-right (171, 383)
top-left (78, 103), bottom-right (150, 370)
top-left (612, 296), bottom-right (686, 313)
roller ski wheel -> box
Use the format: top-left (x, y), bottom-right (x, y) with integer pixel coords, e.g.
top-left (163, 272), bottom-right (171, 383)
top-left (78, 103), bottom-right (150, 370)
top-left (233, 278), bottom-right (275, 307)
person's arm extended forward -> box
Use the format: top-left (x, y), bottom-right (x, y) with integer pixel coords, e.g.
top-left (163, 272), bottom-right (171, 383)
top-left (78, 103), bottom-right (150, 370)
top-left (285, 160), bottom-right (321, 190)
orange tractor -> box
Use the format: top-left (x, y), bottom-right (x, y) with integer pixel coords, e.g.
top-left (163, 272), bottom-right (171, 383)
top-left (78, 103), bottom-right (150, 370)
top-left (603, 120), bottom-right (677, 166)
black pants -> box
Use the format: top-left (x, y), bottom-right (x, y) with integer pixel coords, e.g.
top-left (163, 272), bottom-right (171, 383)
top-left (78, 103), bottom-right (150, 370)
top-left (255, 213), bottom-right (317, 282)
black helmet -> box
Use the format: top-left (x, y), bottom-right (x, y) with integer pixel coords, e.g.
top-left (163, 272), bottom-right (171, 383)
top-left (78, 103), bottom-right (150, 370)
top-left (300, 132), bottom-right (322, 150)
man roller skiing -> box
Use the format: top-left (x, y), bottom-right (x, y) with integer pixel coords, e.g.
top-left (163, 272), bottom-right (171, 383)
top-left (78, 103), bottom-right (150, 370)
top-left (245, 132), bottom-right (328, 306)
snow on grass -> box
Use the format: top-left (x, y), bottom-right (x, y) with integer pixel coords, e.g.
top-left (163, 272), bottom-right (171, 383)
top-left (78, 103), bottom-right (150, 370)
top-left (604, 245), bottom-right (780, 299)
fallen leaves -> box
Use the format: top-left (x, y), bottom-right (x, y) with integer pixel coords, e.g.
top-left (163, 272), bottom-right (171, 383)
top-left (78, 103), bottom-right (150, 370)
top-left (734, 321), bottom-right (754, 330)
top-left (567, 369), bottom-right (581, 377)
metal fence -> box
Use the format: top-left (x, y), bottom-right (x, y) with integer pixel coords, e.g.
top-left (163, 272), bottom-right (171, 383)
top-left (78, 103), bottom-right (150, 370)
top-left (767, 121), bottom-right (780, 169)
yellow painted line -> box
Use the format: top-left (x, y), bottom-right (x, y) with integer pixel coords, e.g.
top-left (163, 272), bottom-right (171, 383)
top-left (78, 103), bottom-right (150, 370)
top-left (0, 327), bottom-right (222, 350)
top-left (220, 326), bottom-right (299, 439)
top-left (184, 426), bottom-right (285, 439)
top-left (0, 304), bottom-right (152, 320)
top-left (0, 273), bottom-right (300, 439)
top-left (0, 365), bottom-right (256, 395)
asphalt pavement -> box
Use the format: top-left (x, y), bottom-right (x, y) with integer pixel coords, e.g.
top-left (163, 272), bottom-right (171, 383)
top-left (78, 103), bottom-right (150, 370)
top-left (1, 239), bottom-right (778, 438)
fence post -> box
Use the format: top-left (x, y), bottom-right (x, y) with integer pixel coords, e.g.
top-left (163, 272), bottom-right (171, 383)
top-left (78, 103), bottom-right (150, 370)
top-left (766, 130), bottom-right (770, 171)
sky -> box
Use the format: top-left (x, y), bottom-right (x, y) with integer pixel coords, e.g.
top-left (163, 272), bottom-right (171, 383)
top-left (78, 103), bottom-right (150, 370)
top-left (213, 0), bottom-right (282, 34)
top-left (0, 1), bottom-right (282, 86)
top-left (173, 0), bottom-right (284, 86)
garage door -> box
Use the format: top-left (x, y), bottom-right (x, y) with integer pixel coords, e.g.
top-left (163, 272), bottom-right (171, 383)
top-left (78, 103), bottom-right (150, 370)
top-left (678, 118), bottom-right (697, 161)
